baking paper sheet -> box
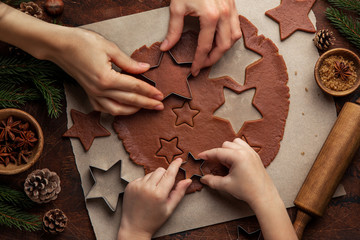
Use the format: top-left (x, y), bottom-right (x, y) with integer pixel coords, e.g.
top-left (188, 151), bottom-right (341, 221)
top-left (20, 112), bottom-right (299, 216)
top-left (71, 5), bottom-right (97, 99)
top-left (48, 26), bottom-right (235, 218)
top-left (64, 1), bottom-right (345, 239)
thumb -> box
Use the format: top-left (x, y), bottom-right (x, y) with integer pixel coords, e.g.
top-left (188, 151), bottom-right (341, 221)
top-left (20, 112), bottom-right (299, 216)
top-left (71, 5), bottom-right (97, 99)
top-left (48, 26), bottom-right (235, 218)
top-left (160, 6), bottom-right (184, 51)
top-left (167, 179), bottom-right (192, 211)
top-left (109, 46), bottom-right (150, 74)
top-left (200, 174), bottom-right (227, 191)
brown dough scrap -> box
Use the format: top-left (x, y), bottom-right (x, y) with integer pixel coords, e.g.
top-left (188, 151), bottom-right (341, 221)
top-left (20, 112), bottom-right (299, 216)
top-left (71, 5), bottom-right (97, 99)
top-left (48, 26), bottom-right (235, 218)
top-left (113, 16), bottom-right (289, 192)
top-left (169, 31), bottom-right (198, 64)
top-left (131, 42), bottom-right (162, 68)
top-left (265, 0), bottom-right (316, 40)
top-left (142, 52), bottom-right (192, 99)
top-left (63, 109), bottom-right (111, 151)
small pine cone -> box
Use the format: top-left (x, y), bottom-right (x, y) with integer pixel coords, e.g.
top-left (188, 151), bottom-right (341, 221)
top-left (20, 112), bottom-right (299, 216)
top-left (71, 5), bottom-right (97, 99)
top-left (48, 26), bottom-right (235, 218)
top-left (43, 209), bottom-right (68, 234)
top-left (313, 29), bottom-right (335, 51)
top-left (19, 2), bottom-right (43, 19)
top-left (24, 168), bottom-right (61, 204)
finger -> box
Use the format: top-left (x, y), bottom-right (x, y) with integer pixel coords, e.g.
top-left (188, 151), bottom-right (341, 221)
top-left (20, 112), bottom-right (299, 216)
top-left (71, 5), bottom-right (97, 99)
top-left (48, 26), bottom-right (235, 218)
top-left (202, 17), bottom-right (232, 68)
top-left (198, 148), bottom-right (236, 169)
top-left (96, 97), bottom-right (140, 115)
top-left (222, 140), bottom-right (243, 150)
top-left (191, 15), bottom-right (218, 76)
top-left (233, 138), bottom-right (252, 149)
top-left (229, 7), bottom-right (242, 42)
top-left (108, 72), bottom-right (164, 101)
top-left (105, 89), bottom-right (164, 110)
top-left (147, 167), bottom-right (166, 186)
top-left (109, 45), bottom-right (151, 74)
top-left (160, 3), bottom-right (185, 51)
top-left (142, 171), bottom-right (153, 182)
top-left (167, 178), bottom-right (192, 212)
top-left (200, 174), bottom-right (228, 191)
top-left (157, 158), bottom-right (183, 193)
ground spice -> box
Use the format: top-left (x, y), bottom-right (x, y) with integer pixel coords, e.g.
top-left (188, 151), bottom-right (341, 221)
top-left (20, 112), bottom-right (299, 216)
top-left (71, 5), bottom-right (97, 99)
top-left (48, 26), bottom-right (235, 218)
top-left (319, 55), bottom-right (357, 91)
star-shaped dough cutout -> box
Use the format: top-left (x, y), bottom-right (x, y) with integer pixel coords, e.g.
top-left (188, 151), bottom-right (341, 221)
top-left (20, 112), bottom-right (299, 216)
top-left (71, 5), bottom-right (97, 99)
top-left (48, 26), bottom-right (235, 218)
top-left (265, 0), bottom-right (316, 40)
top-left (172, 101), bottom-right (200, 127)
top-left (86, 160), bottom-right (127, 212)
top-left (156, 137), bottom-right (183, 164)
top-left (142, 52), bottom-right (192, 99)
top-left (180, 154), bottom-right (203, 179)
top-left (63, 109), bottom-right (111, 151)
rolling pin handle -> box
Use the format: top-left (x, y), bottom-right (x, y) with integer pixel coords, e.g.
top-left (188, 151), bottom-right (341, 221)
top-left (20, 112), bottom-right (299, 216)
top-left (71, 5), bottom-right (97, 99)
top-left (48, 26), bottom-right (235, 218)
top-left (293, 209), bottom-right (312, 240)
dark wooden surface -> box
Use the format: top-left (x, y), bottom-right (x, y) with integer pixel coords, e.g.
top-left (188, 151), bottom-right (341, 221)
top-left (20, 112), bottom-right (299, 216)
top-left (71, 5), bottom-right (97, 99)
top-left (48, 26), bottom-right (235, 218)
top-left (0, 0), bottom-right (359, 239)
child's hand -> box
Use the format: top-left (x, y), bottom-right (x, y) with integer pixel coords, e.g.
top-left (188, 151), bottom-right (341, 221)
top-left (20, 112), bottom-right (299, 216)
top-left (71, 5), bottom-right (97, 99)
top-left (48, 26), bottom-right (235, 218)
top-left (118, 158), bottom-right (192, 240)
top-left (198, 138), bottom-right (276, 208)
top-left (199, 138), bottom-right (297, 240)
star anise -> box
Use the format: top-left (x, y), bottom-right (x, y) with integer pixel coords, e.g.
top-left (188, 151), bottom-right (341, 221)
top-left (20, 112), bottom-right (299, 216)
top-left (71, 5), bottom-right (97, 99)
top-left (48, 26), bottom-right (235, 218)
top-left (18, 149), bottom-right (32, 165)
top-left (15, 130), bottom-right (38, 150)
top-left (0, 151), bottom-right (12, 166)
top-left (334, 61), bottom-right (352, 81)
top-left (0, 116), bottom-right (21, 141)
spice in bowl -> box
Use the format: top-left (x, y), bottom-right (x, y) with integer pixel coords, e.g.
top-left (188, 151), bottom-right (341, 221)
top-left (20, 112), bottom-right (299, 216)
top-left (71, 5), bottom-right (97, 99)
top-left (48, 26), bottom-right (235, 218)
top-left (0, 115), bottom-right (38, 166)
top-left (319, 55), bottom-right (357, 91)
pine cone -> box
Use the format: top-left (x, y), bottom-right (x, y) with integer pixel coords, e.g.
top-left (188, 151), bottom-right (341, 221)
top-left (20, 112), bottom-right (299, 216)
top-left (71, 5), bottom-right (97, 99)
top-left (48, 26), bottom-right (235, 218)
top-left (24, 168), bottom-right (61, 203)
top-left (43, 209), bottom-right (68, 234)
top-left (19, 2), bottom-right (43, 19)
top-left (313, 29), bottom-right (335, 51)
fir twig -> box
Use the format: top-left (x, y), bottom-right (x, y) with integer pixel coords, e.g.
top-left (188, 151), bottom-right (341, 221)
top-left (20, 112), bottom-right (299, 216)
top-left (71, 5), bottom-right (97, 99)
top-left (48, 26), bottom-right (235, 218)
top-left (0, 185), bottom-right (35, 209)
top-left (32, 77), bottom-right (63, 118)
top-left (326, 7), bottom-right (360, 50)
top-left (0, 202), bottom-right (41, 232)
top-left (0, 84), bottom-right (40, 109)
top-left (327, 0), bottom-right (360, 14)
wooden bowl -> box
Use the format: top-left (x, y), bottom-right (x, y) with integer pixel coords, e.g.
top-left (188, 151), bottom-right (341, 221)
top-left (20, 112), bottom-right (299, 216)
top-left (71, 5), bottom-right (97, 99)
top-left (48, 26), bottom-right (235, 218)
top-left (0, 109), bottom-right (44, 175)
top-left (314, 48), bottom-right (360, 97)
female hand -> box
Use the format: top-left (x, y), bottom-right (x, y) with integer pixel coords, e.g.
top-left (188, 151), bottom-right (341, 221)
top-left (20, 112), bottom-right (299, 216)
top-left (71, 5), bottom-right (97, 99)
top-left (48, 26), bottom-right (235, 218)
top-left (48, 27), bottom-right (165, 115)
top-left (161, 0), bottom-right (242, 76)
top-left (118, 158), bottom-right (192, 240)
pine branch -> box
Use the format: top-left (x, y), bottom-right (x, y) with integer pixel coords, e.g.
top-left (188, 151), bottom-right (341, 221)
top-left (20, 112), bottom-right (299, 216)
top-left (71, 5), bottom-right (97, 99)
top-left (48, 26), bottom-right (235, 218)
top-left (0, 185), bottom-right (35, 209)
top-left (0, 202), bottom-right (41, 232)
top-left (326, 7), bottom-right (360, 50)
top-left (0, 84), bottom-right (40, 109)
top-left (32, 77), bottom-right (63, 118)
top-left (327, 0), bottom-right (360, 14)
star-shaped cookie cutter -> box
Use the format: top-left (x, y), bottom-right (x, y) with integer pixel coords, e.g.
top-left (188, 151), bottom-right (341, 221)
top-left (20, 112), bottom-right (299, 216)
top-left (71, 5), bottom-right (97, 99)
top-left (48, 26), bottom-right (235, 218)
top-left (237, 225), bottom-right (262, 240)
top-left (86, 160), bottom-right (127, 212)
top-left (180, 153), bottom-right (205, 179)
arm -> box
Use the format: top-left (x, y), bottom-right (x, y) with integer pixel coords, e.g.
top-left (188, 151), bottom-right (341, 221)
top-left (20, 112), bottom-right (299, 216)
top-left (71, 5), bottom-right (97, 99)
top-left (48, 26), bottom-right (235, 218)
top-left (118, 158), bottom-right (192, 240)
top-left (0, 3), bottom-right (164, 115)
top-left (198, 138), bottom-right (297, 240)
top-left (160, 0), bottom-right (242, 76)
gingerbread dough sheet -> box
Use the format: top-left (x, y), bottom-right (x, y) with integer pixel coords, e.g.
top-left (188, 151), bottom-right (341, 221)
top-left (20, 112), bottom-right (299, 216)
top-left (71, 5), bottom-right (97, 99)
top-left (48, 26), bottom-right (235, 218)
top-left (64, 1), bottom-right (345, 239)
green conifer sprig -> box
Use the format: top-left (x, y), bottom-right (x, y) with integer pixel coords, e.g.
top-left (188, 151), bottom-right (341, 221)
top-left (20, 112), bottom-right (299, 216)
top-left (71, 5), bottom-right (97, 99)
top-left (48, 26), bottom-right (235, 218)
top-left (0, 202), bottom-right (41, 232)
top-left (0, 185), bottom-right (36, 210)
top-left (328, 0), bottom-right (360, 14)
top-left (0, 54), bottom-right (68, 118)
top-left (326, 7), bottom-right (360, 50)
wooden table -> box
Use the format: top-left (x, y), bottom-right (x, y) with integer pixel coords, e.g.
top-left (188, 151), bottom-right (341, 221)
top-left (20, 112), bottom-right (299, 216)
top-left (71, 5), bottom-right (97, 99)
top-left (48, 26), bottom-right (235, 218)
top-left (0, 0), bottom-right (359, 239)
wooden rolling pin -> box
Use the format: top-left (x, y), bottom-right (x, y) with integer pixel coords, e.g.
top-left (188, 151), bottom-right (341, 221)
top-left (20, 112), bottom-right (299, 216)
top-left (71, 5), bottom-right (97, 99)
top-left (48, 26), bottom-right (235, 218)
top-left (293, 98), bottom-right (360, 239)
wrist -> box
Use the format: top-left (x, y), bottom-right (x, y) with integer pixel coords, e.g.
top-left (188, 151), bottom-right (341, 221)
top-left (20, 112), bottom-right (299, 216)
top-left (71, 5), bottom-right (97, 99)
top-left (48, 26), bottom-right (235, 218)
top-left (118, 224), bottom-right (152, 240)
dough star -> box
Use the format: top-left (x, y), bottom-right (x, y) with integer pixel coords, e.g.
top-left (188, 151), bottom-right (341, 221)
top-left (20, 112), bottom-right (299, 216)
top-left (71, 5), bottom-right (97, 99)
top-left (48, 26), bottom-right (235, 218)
top-left (180, 154), bottom-right (203, 179)
top-left (172, 101), bottom-right (200, 127)
top-left (86, 160), bottom-right (127, 212)
top-left (265, 0), bottom-right (316, 40)
top-left (156, 137), bottom-right (183, 164)
top-left (142, 52), bottom-right (192, 99)
top-left (63, 109), bottom-right (111, 151)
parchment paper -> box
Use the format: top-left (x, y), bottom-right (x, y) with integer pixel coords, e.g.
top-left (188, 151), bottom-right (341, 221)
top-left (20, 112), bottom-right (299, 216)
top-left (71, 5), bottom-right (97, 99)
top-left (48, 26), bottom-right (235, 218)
top-left (64, 1), bottom-right (345, 239)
